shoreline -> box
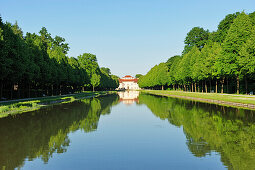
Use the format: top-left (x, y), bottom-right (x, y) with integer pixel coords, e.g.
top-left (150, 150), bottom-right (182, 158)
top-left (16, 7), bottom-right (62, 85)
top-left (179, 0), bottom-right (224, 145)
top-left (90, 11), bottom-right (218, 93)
top-left (0, 91), bottom-right (116, 118)
top-left (141, 90), bottom-right (255, 110)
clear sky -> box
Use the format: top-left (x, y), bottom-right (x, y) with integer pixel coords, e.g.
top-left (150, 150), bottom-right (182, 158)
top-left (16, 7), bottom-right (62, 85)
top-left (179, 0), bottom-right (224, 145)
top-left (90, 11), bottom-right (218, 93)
top-left (1, 0), bottom-right (254, 77)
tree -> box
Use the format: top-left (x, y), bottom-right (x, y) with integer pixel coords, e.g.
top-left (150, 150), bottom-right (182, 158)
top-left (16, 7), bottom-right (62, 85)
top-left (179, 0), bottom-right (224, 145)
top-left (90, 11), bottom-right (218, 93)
top-left (91, 74), bottom-right (101, 92)
top-left (179, 46), bottom-right (200, 91)
top-left (78, 53), bottom-right (99, 78)
top-left (213, 12), bottom-right (240, 43)
top-left (100, 67), bottom-right (111, 75)
top-left (238, 27), bottom-right (255, 93)
top-left (168, 55), bottom-right (182, 89)
top-left (221, 12), bottom-right (254, 94)
top-left (249, 11), bottom-right (255, 26)
top-left (135, 74), bottom-right (143, 78)
top-left (183, 27), bottom-right (209, 54)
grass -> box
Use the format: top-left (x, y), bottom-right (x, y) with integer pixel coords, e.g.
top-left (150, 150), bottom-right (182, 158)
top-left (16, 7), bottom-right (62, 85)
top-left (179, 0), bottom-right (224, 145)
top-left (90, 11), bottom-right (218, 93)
top-left (0, 91), bottom-right (115, 118)
top-left (141, 90), bottom-right (255, 109)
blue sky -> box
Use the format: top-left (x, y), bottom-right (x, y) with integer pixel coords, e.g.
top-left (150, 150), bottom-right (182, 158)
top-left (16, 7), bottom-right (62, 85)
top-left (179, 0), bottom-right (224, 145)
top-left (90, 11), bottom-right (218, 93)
top-left (1, 0), bottom-right (254, 77)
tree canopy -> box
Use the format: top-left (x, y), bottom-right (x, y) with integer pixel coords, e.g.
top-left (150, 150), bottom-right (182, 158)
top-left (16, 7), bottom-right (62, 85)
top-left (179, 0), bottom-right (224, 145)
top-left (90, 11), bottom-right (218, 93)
top-left (0, 18), bottom-right (118, 100)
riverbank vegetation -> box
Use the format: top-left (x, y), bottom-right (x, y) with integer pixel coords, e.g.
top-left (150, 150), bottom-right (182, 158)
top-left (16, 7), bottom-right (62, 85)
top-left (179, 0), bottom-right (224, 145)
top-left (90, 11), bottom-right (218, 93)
top-left (0, 17), bottom-right (119, 100)
top-left (0, 91), bottom-right (114, 118)
top-left (139, 11), bottom-right (255, 94)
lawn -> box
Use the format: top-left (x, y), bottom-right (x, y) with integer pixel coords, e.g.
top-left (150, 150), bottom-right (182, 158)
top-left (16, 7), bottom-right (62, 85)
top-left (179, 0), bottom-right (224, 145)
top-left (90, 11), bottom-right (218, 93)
top-left (142, 90), bottom-right (255, 105)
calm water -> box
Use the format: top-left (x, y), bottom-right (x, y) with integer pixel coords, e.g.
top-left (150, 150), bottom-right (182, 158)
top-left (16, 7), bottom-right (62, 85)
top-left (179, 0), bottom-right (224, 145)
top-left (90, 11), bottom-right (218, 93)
top-left (1, 91), bottom-right (255, 170)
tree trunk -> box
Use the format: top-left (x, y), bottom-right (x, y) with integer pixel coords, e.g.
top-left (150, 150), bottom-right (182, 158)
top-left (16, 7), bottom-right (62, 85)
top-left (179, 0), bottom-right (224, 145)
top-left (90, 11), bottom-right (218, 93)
top-left (162, 85), bottom-right (164, 90)
top-left (237, 76), bottom-right (240, 94)
top-left (221, 83), bottom-right (224, 94)
top-left (0, 80), bottom-right (3, 100)
top-left (11, 84), bottom-right (13, 99)
top-left (52, 85), bottom-right (54, 96)
top-left (93, 86), bottom-right (95, 92)
top-left (221, 77), bottom-right (225, 94)
top-left (192, 83), bottom-right (194, 92)
top-left (205, 80), bottom-right (207, 93)
top-left (210, 80), bottom-right (212, 93)
top-left (195, 83), bottom-right (197, 92)
top-left (245, 76), bottom-right (248, 94)
top-left (202, 81), bottom-right (204, 93)
top-left (227, 78), bottom-right (229, 94)
top-left (184, 85), bottom-right (186, 91)
top-left (198, 84), bottom-right (200, 92)
top-left (173, 84), bottom-right (175, 90)
top-left (215, 80), bottom-right (218, 94)
top-left (28, 83), bottom-right (31, 98)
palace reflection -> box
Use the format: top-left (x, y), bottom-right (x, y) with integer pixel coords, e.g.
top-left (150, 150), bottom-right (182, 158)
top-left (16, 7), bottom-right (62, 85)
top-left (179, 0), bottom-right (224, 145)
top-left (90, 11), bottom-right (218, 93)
top-left (117, 91), bottom-right (140, 105)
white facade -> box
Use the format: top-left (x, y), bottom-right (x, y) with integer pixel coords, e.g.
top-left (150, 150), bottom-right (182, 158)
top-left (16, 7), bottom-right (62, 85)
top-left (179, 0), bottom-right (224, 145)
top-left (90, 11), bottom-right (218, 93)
top-left (118, 75), bottom-right (140, 90)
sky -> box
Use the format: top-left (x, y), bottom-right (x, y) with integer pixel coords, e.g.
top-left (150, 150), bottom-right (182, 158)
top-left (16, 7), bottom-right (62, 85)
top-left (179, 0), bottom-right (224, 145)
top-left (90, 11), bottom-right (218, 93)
top-left (0, 0), bottom-right (254, 77)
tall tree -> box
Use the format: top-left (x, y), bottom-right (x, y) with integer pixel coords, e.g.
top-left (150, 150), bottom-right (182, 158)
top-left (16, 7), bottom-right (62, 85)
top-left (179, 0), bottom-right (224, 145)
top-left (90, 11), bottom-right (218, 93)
top-left (183, 27), bottom-right (209, 54)
top-left (221, 12), bottom-right (254, 94)
top-left (213, 12), bottom-right (240, 43)
top-left (135, 74), bottom-right (143, 78)
top-left (91, 74), bottom-right (101, 92)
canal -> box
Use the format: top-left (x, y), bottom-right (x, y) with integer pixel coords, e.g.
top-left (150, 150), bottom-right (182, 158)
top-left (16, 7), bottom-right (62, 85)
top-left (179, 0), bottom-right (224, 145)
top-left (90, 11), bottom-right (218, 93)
top-left (1, 91), bottom-right (255, 169)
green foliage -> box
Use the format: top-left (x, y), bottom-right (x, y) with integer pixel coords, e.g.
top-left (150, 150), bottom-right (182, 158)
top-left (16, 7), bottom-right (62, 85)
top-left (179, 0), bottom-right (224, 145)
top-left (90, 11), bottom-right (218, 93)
top-left (78, 53), bottom-right (99, 78)
top-left (91, 74), bottom-right (101, 91)
top-left (138, 63), bottom-right (169, 89)
top-left (135, 74), bottom-right (143, 78)
top-left (99, 67), bottom-right (118, 90)
top-left (183, 27), bottom-right (209, 54)
top-left (213, 12), bottom-right (240, 43)
top-left (0, 18), bottom-right (118, 100)
top-left (238, 28), bottom-right (255, 75)
top-left (101, 67), bottom-right (111, 75)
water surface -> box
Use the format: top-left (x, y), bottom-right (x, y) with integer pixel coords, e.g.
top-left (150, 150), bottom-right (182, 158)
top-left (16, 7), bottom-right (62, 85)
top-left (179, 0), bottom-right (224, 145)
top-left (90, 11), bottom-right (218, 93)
top-left (1, 91), bottom-right (255, 170)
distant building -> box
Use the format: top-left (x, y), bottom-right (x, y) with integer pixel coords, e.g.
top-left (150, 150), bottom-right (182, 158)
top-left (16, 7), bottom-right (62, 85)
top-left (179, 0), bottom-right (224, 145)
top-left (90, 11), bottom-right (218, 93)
top-left (118, 75), bottom-right (140, 90)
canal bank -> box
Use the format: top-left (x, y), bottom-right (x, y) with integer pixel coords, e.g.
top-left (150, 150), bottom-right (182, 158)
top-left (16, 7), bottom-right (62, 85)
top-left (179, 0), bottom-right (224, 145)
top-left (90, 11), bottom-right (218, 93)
top-left (0, 91), bottom-right (116, 118)
top-left (141, 90), bottom-right (255, 110)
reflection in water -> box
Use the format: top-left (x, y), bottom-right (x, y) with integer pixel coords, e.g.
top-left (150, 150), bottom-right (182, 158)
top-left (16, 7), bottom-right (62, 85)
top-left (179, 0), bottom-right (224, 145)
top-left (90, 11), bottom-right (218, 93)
top-left (118, 91), bottom-right (139, 105)
top-left (0, 94), bottom-right (119, 170)
top-left (1, 92), bottom-right (255, 169)
top-left (138, 93), bottom-right (255, 170)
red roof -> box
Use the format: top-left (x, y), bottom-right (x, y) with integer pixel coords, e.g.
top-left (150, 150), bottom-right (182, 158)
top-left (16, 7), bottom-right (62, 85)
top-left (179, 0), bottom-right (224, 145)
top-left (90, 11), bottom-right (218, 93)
top-left (119, 78), bottom-right (138, 83)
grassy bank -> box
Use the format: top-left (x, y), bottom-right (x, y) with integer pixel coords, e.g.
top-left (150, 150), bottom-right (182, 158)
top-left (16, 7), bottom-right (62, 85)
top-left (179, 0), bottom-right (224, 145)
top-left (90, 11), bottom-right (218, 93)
top-left (0, 91), bottom-right (115, 118)
top-left (142, 90), bottom-right (255, 110)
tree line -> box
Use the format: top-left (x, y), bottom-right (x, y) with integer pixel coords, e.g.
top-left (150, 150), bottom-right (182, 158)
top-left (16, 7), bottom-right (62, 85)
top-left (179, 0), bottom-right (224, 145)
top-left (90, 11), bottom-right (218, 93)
top-left (0, 17), bottom-right (119, 100)
top-left (139, 11), bottom-right (255, 94)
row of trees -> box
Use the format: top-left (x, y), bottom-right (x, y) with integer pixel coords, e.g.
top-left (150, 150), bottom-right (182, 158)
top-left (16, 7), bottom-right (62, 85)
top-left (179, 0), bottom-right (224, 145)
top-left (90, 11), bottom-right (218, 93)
top-left (0, 17), bottom-right (119, 100)
top-left (139, 12), bottom-right (255, 94)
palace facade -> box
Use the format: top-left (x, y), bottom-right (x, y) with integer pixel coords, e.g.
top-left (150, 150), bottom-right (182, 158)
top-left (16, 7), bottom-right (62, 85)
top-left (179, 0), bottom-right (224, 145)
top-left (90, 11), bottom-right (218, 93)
top-left (118, 75), bottom-right (140, 90)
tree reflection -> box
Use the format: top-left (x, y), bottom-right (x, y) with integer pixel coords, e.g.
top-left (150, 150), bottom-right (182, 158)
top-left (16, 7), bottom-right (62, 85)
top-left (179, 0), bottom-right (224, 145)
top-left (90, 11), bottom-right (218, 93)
top-left (139, 93), bottom-right (255, 170)
top-left (0, 94), bottom-right (119, 169)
